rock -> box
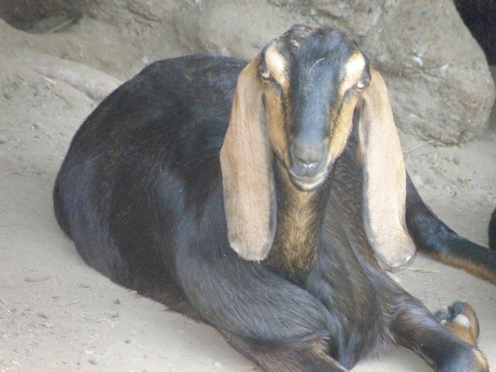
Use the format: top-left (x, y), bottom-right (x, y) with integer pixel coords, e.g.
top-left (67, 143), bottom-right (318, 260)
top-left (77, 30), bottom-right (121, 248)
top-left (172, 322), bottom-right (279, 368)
top-left (8, 0), bottom-right (493, 144)
top-left (359, 0), bottom-right (494, 144)
top-left (0, 0), bottom-right (82, 33)
top-left (455, 0), bottom-right (496, 65)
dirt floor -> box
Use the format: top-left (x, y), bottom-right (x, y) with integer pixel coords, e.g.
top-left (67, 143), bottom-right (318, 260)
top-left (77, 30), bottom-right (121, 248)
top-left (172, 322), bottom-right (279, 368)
top-left (0, 16), bottom-right (495, 372)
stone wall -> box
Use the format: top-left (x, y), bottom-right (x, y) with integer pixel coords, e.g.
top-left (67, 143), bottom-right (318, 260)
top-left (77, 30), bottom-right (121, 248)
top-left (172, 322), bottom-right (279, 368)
top-left (1, 0), bottom-right (494, 144)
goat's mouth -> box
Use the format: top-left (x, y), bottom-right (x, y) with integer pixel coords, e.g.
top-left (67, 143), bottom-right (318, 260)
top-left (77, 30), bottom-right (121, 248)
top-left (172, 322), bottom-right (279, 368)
top-left (288, 167), bottom-right (331, 191)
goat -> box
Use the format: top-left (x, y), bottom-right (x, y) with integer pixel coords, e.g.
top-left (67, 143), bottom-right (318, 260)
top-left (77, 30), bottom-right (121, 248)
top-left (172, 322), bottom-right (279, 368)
top-left (454, 0), bottom-right (496, 65)
top-left (490, 209), bottom-right (496, 250)
top-left (53, 25), bottom-right (491, 371)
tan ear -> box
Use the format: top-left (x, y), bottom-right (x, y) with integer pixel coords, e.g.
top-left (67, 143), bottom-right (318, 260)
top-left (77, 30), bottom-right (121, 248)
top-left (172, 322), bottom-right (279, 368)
top-left (220, 57), bottom-right (277, 261)
top-left (358, 68), bottom-right (416, 267)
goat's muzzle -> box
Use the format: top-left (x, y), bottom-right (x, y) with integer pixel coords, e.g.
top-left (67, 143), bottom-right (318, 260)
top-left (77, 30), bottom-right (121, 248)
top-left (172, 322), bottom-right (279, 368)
top-left (288, 139), bottom-right (331, 191)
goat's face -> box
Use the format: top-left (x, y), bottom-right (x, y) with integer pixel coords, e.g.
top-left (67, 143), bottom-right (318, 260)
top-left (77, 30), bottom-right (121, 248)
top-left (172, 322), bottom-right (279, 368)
top-left (259, 25), bottom-right (370, 191)
top-left (221, 25), bottom-right (416, 266)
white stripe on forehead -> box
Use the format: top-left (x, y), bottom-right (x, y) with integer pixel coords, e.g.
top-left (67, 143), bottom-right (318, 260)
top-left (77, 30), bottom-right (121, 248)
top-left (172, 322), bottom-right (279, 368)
top-left (264, 43), bottom-right (288, 87)
top-left (341, 52), bottom-right (366, 91)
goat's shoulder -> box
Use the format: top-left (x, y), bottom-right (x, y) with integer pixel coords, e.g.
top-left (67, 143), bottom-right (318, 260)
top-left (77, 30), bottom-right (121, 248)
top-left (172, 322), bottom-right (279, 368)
top-left (139, 54), bottom-right (247, 99)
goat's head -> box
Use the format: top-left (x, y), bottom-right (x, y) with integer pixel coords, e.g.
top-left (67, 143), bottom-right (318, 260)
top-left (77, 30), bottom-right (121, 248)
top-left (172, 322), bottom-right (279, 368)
top-left (220, 25), bottom-right (416, 267)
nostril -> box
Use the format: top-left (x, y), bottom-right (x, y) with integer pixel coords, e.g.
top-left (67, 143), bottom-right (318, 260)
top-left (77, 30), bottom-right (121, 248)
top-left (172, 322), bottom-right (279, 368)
top-left (291, 140), bottom-right (327, 173)
top-left (292, 142), bottom-right (325, 165)
top-left (295, 155), bottom-right (318, 169)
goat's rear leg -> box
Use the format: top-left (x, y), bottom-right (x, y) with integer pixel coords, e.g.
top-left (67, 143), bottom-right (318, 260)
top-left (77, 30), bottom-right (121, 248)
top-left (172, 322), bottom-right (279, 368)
top-left (405, 175), bottom-right (496, 284)
top-left (176, 247), bottom-right (346, 371)
top-left (392, 297), bottom-right (488, 372)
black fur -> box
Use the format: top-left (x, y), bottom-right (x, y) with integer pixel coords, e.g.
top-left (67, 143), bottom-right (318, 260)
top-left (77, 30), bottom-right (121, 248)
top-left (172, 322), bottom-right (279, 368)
top-left (53, 27), bottom-right (488, 371)
top-left (453, 0), bottom-right (496, 259)
top-left (489, 209), bottom-right (496, 250)
top-left (406, 176), bottom-right (496, 282)
top-left (454, 0), bottom-right (496, 65)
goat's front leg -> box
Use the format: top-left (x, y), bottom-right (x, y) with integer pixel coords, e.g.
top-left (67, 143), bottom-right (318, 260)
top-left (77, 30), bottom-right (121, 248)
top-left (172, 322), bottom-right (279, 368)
top-left (434, 301), bottom-right (481, 347)
top-left (176, 242), bottom-right (347, 372)
top-left (391, 296), bottom-right (488, 372)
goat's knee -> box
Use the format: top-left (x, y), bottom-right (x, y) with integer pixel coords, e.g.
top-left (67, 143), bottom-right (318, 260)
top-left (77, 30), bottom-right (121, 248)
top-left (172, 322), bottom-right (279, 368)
top-left (176, 251), bottom-right (346, 368)
top-left (223, 331), bottom-right (347, 372)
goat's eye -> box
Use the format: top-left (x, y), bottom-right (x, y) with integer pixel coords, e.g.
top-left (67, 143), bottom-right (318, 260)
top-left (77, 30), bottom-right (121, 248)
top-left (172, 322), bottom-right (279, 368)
top-left (260, 69), bottom-right (271, 79)
top-left (356, 80), bottom-right (367, 90)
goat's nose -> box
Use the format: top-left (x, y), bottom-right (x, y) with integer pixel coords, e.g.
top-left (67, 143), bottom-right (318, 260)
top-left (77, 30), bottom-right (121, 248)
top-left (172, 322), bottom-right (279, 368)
top-left (291, 140), bottom-right (327, 172)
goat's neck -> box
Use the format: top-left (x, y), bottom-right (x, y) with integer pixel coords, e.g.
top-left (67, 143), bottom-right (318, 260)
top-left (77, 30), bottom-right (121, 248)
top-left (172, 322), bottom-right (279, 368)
top-left (265, 160), bottom-right (330, 284)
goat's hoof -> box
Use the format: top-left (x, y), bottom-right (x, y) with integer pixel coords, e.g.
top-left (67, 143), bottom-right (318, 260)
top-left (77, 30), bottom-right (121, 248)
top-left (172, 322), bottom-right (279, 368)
top-left (435, 301), bottom-right (480, 346)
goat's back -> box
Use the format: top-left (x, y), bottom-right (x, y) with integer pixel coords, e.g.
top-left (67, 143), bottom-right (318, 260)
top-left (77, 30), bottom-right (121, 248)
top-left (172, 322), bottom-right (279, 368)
top-left (53, 55), bottom-right (246, 292)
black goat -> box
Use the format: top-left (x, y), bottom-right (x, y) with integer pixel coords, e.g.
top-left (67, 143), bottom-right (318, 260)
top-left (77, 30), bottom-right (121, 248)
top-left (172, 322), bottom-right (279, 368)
top-left (53, 25), bottom-right (491, 371)
top-left (454, 0), bottom-right (496, 65)
top-left (489, 209), bottom-right (496, 250)
top-left (453, 0), bottom-right (496, 257)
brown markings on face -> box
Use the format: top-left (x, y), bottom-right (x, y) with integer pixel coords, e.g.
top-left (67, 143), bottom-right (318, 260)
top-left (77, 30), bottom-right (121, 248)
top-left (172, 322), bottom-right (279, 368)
top-left (340, 52), bottom-right (367, 92)
top-left (262, 46), bottom-right (368, 189)
top-left (261, 43), bottom-right (291, 166)
top-left (328, 52), bottom-right (367, 164)
top-left (261, 46), bottom-right (371, 276)
top-left (264, 43), bottom-right (288, 88)
top-left (261, 43), bottom-right (322, 276)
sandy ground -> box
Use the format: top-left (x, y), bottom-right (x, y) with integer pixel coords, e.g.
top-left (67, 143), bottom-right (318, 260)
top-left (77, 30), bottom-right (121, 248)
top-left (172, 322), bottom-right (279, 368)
top-left (0, 17), bottom-right (495, 372)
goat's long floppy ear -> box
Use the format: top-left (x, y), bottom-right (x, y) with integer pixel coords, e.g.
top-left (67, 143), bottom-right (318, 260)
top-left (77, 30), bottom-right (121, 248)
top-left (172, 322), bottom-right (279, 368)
top-left (358, 68), bottom-right (416, 267)
top-left (220, 57), bottom-right (277, 261)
